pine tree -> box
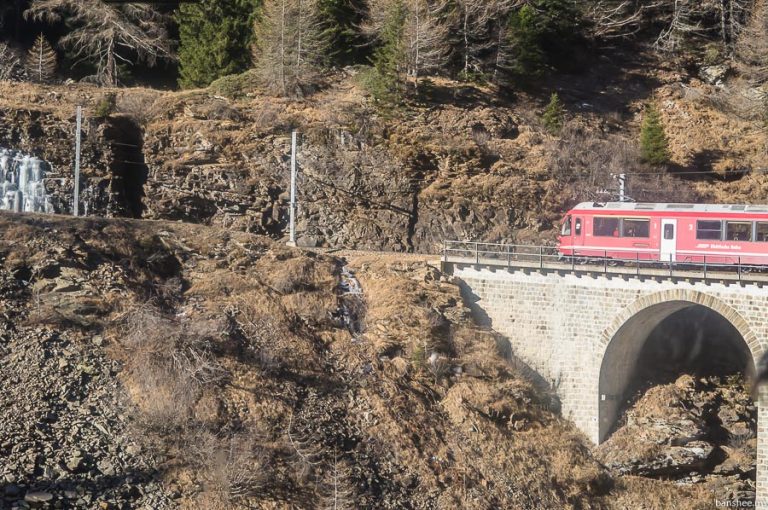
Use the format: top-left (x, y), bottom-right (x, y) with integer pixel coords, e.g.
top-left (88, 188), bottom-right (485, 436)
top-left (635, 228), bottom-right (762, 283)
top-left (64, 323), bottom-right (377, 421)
top-left (365, 0), bottom-right (450, 91)
top-left (177, 0), bottom-right (262, 89)
top-left (252, 0), bottom-right (328, 97)
top-left (25, 33), bottom-right (56, 83)
top-left (505, 4), bottom-right (545, 78)
top-left (640, 104), bottom-right (671, 166)
top-left (542, 92), bottom-right (564, 134)
top-left (318, 0), bottom-right (367, 66)
top-left (364, 0), bottom-right (408, 104)
top-left (498, 0), bottom-right (582, 82)
top-left (535, 0), bottom-right (581, 70)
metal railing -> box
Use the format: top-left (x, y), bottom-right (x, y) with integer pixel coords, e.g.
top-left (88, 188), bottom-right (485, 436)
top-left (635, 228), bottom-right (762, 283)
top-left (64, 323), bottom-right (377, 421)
top-left (442, 241), bottom-right (768, 282)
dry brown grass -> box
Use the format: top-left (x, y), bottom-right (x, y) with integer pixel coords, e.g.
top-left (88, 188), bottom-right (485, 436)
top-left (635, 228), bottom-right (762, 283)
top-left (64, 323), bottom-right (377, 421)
top-left (117, 90), bottom-right (161, 126)
top-left (607, 476), bottom-right (713, 510)
top-left (4, 212), bottom-right (727, 508)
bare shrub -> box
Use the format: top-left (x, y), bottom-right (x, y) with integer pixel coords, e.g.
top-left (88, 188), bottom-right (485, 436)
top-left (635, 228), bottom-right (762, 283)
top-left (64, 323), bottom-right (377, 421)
top-left (117, 91), bottom-right (158, 126)
top-left (428, 354), bottom-right (452, 385)
top-left (0, 42), bottom-right (22, 81)
top-left (225, 299), bottom-right (288, 373)
top-left (265, 257), bottom-right (316, 294)
top-left (252, 104), bottom-right (281, 130)
top-left (131, 361), bottom-right (198, 434)
top-left (548, 123), bottom-right (639, 190)
top-left (200, 99), bottom-right (243, 121)
top-left (546, 122), bottom-right (702, 204)
top-left (286, 410), bottom-right (324, 482)
top-left (282, 292), bottom-right (337, 328)
top-left (187, 429), bottom-right (265, 507)
top-left (120, 304), bottom-right (229, 432)
top-left (471, 123), bottom-right (491, 147)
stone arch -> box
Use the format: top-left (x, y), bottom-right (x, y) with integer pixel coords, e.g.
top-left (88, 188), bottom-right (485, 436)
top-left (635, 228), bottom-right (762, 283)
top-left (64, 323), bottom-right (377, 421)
top-left (597, 289), bottom-right (762, 443)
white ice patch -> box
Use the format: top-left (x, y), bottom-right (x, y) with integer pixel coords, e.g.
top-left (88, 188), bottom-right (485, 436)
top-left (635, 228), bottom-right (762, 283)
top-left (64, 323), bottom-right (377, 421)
top-left (0, 148), bottom-right (51, 213)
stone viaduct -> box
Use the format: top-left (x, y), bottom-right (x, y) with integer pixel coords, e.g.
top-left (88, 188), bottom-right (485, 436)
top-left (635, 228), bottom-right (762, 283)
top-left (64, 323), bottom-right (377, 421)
top-left (442, 259), bottom-right (768, 499)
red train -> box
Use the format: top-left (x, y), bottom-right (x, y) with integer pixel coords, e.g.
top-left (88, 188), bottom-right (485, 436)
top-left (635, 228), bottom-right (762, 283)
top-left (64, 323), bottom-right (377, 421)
top-left (558, 202), bottom-right (768, 265)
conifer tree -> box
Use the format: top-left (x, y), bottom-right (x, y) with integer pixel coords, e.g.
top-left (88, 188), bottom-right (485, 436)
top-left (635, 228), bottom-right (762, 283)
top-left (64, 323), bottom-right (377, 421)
top-left (25, 33), bottom-right (56, 83)
top-left (542, 92), bottom-right (564, 134)
top-left (364, 0), bottom-right (407, 104)
top-left (319, 0), bottom-right (367, 66)
top-left (364, 0), bottom-right (448, 96)
top-left (505, 4), bottom-right (545, 78)
top-left (252, 0), bottom-right (328, 97)
top-left (402, 0), bottom-right (451, 87)
top-left (640, 104), bottom-right (670, 166)
top-left (501, 0), bottom-right (582, 81)
top-left (177, 0), bottom-right (262, 89)
top-left (535, 0), bottom-right (581, 70)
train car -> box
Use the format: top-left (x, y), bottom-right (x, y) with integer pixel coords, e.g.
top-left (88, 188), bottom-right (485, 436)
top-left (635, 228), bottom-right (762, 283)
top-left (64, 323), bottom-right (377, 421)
top-left (558, 202), bottom-right (768, 265)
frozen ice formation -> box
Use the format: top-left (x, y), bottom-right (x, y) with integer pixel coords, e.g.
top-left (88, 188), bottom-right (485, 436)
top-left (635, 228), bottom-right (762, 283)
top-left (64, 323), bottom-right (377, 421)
top-left (0, 148), bottom-right (51, 213)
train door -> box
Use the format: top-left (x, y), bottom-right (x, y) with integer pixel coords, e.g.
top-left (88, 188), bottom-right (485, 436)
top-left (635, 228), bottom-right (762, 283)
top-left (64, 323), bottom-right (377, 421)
top-left (660, 219), bottom-right (677, 262)
top-left (574, 216), bottom-right (584, 248)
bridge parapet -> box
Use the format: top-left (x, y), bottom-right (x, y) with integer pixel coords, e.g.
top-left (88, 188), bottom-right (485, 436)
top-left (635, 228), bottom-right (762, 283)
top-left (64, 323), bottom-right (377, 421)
top-left (442, 240), bottom-right (768, 285)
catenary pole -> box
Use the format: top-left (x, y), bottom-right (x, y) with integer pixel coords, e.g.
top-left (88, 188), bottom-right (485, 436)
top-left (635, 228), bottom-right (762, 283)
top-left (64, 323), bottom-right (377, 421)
top-left (73, 105), bottom-right (81, 216)
top-left (288, 130), bottom-right (298, 246)
top-left (618, 173), bottom-right (626, 202)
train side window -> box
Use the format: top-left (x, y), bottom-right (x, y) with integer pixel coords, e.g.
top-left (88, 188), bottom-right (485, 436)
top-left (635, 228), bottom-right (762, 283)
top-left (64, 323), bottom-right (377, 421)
top-left (575, 218), bottom-right (582, 235)
top-left (696, 220), bottom-right (722, 240)
top-left (663, 224), bottom-right (674, 240)
top-left (561, 216), bottom-right (572, 236)
top-left (594, 217), bottom-right (620, 237)
top-left (622, 219), bottom-right (650, 238)
top-left (726, 221), bottom-right (752, 242)
top-left (757, 222), bottom-right (768, 242)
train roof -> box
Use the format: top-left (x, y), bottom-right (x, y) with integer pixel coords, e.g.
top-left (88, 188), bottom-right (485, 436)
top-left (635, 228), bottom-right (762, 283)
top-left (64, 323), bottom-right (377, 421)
top-left (571, 202), bottom-right (768, 214)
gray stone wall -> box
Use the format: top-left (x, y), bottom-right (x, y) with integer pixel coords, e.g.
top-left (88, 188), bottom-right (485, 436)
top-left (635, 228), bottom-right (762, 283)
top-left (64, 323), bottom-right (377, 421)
top-left (452, 266), bottom-right (768, 499)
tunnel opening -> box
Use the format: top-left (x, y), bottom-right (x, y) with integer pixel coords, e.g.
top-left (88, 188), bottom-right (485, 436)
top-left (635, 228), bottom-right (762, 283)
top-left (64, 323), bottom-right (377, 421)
top-left (624, 305), bottom-right (752, 418)
top-left (599, 301), bottom-right (755, 442)
top-left (102, 116), bottom-right (148, 218)
top-left (598, 300), bottom-right (757, 497)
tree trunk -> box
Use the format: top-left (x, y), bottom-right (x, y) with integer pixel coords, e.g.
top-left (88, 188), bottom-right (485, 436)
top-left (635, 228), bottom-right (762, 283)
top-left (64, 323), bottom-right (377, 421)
top-left (463, 8), bottom-right (469, 77)
top-left (106, 38), bottom-right (116, 86)
top-left (414, 1), bottom-right (420, 91)
top-left (721, 0), bottom-right (728, 49)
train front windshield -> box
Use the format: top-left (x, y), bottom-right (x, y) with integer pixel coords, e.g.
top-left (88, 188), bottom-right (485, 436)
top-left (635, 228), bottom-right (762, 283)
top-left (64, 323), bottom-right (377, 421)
top-left (561, 216), bottom-right (572, 236)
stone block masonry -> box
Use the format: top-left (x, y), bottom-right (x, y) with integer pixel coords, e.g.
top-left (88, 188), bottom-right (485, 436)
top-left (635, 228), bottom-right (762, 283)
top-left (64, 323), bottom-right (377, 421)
top-left (450, 265), bottom-right (768, 500)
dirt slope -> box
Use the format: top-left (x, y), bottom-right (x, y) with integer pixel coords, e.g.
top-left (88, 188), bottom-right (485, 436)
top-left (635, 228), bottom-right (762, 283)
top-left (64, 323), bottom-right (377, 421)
top-left (0, 210), bottom-right (719, 509)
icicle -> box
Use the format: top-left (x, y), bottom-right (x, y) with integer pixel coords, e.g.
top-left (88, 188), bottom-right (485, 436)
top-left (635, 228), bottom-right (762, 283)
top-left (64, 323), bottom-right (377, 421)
top-left (0, 147), bottom-right (51, 213)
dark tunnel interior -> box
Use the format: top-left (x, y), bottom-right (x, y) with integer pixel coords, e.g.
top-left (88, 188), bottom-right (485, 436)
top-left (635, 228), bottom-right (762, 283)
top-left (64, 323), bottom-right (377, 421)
top-left (599, 302), bottom-right (755, 442)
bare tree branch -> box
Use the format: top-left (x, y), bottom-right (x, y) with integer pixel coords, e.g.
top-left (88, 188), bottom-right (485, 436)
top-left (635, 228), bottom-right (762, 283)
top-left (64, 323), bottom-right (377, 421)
top-left (25, 0), bottom-right (174, 86)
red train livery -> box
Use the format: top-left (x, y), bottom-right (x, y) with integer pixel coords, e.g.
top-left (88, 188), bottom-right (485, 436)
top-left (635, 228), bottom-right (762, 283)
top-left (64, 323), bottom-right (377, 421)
top-left (558, 202), bottom-right (768, 265)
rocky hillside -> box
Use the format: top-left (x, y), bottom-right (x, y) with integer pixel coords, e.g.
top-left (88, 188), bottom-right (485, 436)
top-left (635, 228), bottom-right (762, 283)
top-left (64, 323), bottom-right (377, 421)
top-left (2, 49), bottom-right (768, 252)
top-left (598, 375), bottom-right (757, 502)
top-left (0, 211), bottom-right (720, 509)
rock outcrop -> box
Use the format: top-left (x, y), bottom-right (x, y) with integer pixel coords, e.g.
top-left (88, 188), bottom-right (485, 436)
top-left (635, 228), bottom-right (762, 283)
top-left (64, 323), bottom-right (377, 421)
top-left (0, 81), bottom-right (557, 253)
top-left (597, 374), bottom-right (757, 502)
